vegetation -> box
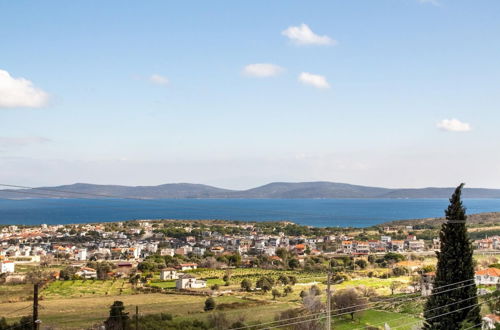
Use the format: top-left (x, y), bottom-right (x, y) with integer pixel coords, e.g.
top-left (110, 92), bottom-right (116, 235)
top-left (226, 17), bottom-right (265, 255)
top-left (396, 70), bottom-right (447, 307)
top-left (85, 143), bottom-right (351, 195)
top-left (424, 184), bottom-right (481, 329)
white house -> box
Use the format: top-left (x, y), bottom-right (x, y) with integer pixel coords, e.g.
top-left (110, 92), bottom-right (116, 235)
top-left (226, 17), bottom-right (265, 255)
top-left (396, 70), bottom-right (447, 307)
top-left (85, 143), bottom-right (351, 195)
top-left (0, 260), bottom-right (15, 273)
top-left (475, 268), bottom-right (500, 285)
top-left (160, 248), bottom-right (175, 257)
top-left (76, 249), bottom-right (87, 261)
top-left (160, 268), bottom-right (179, 280)
top-left (179, 263), bottom-right (197, 271)
top-left (76, 267), bottom-right (97, 279)
top-left (176, 274), bottom-right (206, 289)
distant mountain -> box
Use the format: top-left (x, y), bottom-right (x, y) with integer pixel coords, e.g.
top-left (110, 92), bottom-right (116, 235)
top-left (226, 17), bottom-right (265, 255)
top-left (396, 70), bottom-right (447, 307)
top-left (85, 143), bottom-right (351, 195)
top-left (1, 181), bottom-right (500, 199)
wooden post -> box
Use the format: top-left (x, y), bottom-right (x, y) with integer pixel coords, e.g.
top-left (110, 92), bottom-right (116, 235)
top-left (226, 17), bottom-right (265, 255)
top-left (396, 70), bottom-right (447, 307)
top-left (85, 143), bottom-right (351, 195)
top-left (326, 272), bottom-right (331, 330)
top-left (33, 283), bottom-right (39, 330)
top-left (135, 305), bottom-right (139, 330)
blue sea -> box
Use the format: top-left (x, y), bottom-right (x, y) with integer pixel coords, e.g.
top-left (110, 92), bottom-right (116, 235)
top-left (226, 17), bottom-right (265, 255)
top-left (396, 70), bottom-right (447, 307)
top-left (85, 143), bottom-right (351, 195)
top-left (1, 198), bottom-right (500, 227)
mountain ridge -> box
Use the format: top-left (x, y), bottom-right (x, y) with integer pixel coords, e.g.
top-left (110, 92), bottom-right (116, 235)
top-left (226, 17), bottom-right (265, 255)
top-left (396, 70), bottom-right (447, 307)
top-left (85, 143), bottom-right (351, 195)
top-left (1, 181), bottom-right (500, 199)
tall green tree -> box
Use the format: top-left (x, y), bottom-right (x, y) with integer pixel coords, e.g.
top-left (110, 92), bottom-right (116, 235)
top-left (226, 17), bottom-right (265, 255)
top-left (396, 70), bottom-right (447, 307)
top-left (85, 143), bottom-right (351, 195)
top-left (423, 183), bottom-right (481, 329)
top-left (104, 301), bottom-right (130, 330)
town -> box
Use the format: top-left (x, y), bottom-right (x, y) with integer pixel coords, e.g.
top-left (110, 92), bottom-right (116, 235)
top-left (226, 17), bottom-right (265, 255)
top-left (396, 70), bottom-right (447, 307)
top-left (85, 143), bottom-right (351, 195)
top-left (1, 218), bottom-right (499, 329)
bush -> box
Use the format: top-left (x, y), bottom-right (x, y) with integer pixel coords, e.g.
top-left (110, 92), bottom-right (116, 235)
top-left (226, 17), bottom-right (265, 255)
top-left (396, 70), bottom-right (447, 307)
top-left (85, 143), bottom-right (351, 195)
top-left (204, 297), bottom-right (216, 311)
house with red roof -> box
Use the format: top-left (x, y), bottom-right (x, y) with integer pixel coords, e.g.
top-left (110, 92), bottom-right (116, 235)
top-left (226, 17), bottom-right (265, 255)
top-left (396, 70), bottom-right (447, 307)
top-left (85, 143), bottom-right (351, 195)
top-left (475, 268), bottom-right (500, 285)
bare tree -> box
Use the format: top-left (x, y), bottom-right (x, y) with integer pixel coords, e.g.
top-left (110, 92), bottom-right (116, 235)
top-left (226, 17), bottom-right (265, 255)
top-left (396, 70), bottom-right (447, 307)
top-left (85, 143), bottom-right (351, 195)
top-left (332, 288), bottom-right (368, 320)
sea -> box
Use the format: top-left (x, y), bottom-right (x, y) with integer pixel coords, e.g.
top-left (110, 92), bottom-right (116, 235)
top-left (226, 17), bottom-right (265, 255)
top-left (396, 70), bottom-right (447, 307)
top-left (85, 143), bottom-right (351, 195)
top-left (1, 198), bottom-right (500, 227)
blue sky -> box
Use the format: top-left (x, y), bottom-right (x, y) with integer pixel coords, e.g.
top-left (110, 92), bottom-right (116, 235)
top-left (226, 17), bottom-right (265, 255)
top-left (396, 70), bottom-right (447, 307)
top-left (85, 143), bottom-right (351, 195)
top-left (1, 0), bottom-right (499, 189)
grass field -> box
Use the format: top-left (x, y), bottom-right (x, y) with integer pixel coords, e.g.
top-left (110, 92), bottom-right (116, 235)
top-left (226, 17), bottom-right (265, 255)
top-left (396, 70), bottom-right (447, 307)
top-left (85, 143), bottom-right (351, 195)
top-left (0, 283), bottom-right (33, 303)
top-left (42, 279), bottom-right (134, 299)
top-left (334, 309), bottom-right (420, 330)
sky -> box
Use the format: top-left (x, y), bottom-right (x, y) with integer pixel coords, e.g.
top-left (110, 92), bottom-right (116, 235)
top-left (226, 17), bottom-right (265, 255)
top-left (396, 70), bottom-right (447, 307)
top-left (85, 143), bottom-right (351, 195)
top-left (1, 0), bottom-right (500, 190)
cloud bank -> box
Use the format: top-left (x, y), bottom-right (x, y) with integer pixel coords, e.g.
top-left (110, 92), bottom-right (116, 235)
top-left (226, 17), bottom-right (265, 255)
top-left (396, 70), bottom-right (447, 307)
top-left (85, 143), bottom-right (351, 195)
top-left (0, 136), bottom-right (51, 147)
top-left (0, 69), bottom-right (49, 108)
top-left (437, 119), bottom-right (471, 132)
top-left (282, 24), bottom-right (336, 46)
top-left (298, 72), bottom-right (330, 89)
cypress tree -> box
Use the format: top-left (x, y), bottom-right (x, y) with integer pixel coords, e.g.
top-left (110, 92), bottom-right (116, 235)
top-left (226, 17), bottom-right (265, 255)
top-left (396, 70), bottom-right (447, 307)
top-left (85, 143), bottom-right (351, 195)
top-left (423, 183), bottom-right (481, 329)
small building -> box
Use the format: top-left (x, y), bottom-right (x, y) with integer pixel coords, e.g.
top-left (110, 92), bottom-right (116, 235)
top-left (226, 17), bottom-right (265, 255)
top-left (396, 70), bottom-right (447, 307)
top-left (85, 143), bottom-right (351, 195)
top-left (342, 241), bottom-right (353, 254)
top-left (390, 240), bottom-right (405, 252)
top-left (76, 249), bottom-right (87, 261)
top-left (160, 268), bottom-right (178, 280)
top-left (160, 248), bottom-right (175, 257)
top-left (76, 267), bottom-right (97, 279)
top-left (179, 263), bottom-right (198, 271)
top-left (176, 274), bottom-right (206, 289)
top-left (475, 268), bottom-right (500, 285)
top-left (116, 262), bottom-right (134, 276)
top-left (421, 271), bottom-right (435, 296)
top-left (408, 240), bottom-right (425, 252)
top-left (0, 260), bottom-right (15, 273)
top-left (395, 261), bottom-right (421, 273)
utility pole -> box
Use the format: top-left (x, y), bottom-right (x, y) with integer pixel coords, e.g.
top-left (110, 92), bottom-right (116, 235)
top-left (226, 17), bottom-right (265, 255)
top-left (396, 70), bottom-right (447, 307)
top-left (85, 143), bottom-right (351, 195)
top-left (33, 283), bottom-right (39, 330)
top-left (135, 305), bottom-right (139, 330)
top-left (326, 271), bottom-right (331, 330)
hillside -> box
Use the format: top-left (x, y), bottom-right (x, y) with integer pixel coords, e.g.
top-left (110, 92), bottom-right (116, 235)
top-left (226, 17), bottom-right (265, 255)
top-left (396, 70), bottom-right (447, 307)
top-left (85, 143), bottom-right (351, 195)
top-left (1, 181), bottom-right (500, 199)
top-left (381, 211), bottom-right (500, 228)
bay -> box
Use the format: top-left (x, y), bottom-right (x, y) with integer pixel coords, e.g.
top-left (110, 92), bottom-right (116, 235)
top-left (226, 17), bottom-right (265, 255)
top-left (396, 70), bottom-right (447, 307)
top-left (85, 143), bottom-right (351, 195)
top-left (1, 198), bottom-right (500, 227)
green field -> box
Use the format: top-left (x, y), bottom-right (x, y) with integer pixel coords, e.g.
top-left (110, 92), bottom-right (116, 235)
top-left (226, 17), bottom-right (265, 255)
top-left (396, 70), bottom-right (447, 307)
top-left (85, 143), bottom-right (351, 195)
top-left (42, 279), bottom-right (134, 299)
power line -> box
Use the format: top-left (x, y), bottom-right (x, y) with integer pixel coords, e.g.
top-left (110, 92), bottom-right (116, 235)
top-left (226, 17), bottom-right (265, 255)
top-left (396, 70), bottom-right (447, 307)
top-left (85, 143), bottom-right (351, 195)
top-left (390, 297), bottom-right (496, 330)
top-left (266, 297), bottom-right (496, 330)
top-left (230, 278), bottom-right (478, 330)
top-left (352, 293), bottom-right (484, 330)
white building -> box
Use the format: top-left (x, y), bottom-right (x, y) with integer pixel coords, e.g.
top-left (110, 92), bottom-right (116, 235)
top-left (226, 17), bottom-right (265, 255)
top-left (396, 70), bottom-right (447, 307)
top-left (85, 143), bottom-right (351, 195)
top-left (176, 274), bottom-right (206, 289)
top-left (77, 249), bottom-right (87, 261)
top-left (0, 260), bottom-right (15, 273)
top-left (160, 268), bottom-right (179, 280)
top-left (76, 267), bottom-right (97, 279)
top-left (179, 263), bottom-right (197, 271)
top-left (160, 248), bottom-right (175, 257)
top-left (475, 268), bottom-right (500, 285)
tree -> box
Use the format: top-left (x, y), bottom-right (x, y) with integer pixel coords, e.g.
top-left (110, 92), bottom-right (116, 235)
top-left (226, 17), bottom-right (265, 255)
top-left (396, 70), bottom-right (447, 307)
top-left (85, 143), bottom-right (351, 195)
top-left (204, 297), bottom-right (216, 312)
top-left (284, 286), bottom-right (293, 296)
top-left (355, 259), bottom-right (368, 269)
top-left (288, 276), bottom-right (298, 285)
top-left (222, 270), bottom-right (232, 286)
top-left (272, 288), bottom-right (281, 300)
top-left (309, 285), bottom-right (321, 296)
top-left (332, 288), bottom-right (368, 320)
top-left (390, 281), bottom-right (403, 295)
top-left (59, 266), bottom-right (78, 280)
top-left (26, 267), bottom-right (51, 285)
top-left (207, 312), bottom-right (229, 330)
top-left (104, 301), bottom-right (130, 330)
top-left (256, 276), bottom-right (274, 293)
top-left (288, 258), bottom-right (300, 269)
top-left (278, 275), bottom-right (289, 286)
top-left (423, 184), bottom-right (481, 329)
top-left (240, 279), bottom-right (252, 292)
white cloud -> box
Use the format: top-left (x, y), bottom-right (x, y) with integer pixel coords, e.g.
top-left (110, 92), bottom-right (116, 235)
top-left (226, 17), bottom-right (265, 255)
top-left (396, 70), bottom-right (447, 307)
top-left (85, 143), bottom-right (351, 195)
top-left (437, 119), bottom-right (471, 132)
top-left (0, 136), bottom-right (51, 147)
top-left (149, 74), bottom-right (169, 85)
top-left (0, 70), bottom-right (49, 108)
top-left (242, 63), bottom-right (284, 78)
top-left (418, 0), bottom-right (441, 6)
top-left (282, 24), bottom-right (336, 46)
top-left (298, 72), bottom-right (330, 89)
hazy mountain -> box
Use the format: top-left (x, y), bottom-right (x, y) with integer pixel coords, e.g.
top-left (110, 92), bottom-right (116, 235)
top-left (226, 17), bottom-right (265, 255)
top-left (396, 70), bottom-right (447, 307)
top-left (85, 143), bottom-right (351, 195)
top-left (1, 181), bottom-right (500, 199)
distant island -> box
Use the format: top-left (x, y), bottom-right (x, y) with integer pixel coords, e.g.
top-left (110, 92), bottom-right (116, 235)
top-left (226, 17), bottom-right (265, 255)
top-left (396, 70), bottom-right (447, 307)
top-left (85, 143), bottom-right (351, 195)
top-left (2, 181), bottom-right (500, 199)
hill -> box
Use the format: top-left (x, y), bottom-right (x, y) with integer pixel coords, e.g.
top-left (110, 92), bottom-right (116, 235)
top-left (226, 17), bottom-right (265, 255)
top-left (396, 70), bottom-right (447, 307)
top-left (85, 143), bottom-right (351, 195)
top-left (1, 181), bottom-right (500, 199)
